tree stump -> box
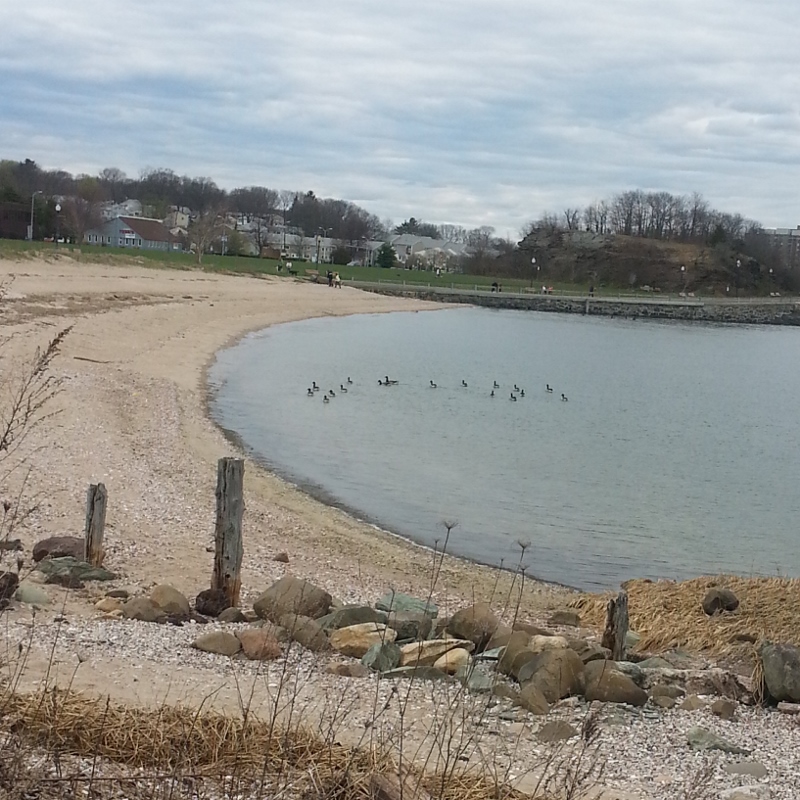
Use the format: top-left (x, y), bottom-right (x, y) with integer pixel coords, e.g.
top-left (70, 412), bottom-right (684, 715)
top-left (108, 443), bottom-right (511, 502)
top-left (212, 458), bottom-right (244, 606)
top-left (601, 589), bottom-right (629, 662)
top-left (84, 483), bottom-right (107, 566)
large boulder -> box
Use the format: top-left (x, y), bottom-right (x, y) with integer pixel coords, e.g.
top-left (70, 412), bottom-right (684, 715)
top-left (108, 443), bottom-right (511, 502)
top-left (236, 628), bottom-right (282, 660)
top-left (686, 727), bottom-right (749, 755)
top-left (518, 683), bottom-right (550, 715)
top-left (362, 641), bottom-right (402, 672)
top-left (0, 571), bottom-right (20, 601)
top-left (37, 557), bottom-right (116, 582)
top-left (399, 639), bottom-right (473, 667)
top-left (150, 585), bottom-right (191, 616)
top-left (386, 611), bottom-right (433, 642)
top-left (447, 603), bottom-right (500, 651)
top-left (548, 610), bottom-right (581, 628)
top-left (254, 576), bottom-right (331, 622)
top-left (195, 588), bottom-right (232, 617)
top-left (702, 588), bottom-right (740, 615)
top-left (122, 597), bottom-right (167, 624)
top-left (584, 662), bottom-right (647, 706)
top-left (279, 613), bottom-right (330, 652)
top-left (759, 642), bottom-right (800, 702)
top-left (329, 623), bottom-right (396, 658)
top-left (433, 648), bottom-right (472, 675)
top-left (14, 583), bottom-right (50, 606)
top-left (486, 624), bottom-right (514, 651)
top-left (318, 606), bottom-right (387, 632)
top-left (375, 592), bottom-right (437, 618)
top-left (32, 536), bottom-right (85, 563)
top-left (217, 606), bottom-right (248, 623)
top-left (517, 648), bottom-right (585, 703)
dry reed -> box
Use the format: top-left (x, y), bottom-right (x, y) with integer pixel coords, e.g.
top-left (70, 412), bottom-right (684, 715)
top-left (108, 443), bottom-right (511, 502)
top-left (569, 575), bottom-right (799, 656)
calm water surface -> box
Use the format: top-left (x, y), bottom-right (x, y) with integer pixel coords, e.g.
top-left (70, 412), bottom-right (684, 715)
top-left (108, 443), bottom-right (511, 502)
top-left (208, 308), bottom-right (800, 590)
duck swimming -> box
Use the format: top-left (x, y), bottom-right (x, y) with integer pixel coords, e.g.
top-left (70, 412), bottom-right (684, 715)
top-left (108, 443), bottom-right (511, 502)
top-left (307, 388), bottom-right (314, 396)
top-left (340, 384), bottom-right (348, 393)
top-left (520, 389), bottom-right (525, 397)
top-left (546, 384), bottom-right (553, 393)
top-left (493, 381), bottom-right (500, 388)
top-left (347, 377), bottom-right (353, 384)
top-left (329, 389), bottom-right (336, 397)
top-left (461, 380), bottom-right (468, 387)
top-left (430, 380), bottom-right (437, 388)
top-left (561, 393), bottom-right (568, 402)
top-left (323, 395), bottom-right (330, 403)
top-left (490, 390), bottom-right (495, 397)
top-left (510, 393), bottom-right (517, 401)
top-left (312, 381), bottom-right (319, 391)
top-left (384, 376), bottom-right (398, 385)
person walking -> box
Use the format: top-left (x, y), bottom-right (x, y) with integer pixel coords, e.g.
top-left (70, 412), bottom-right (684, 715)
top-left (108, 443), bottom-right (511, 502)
top-left (327, 270), bottom-right (333, 287)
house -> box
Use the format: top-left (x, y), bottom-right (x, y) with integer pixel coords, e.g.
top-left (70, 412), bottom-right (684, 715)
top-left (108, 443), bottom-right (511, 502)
top-left (390, 234), bottom-right (467, 268)
top-left (100, 199), bottom-right (142, 220)
top-left (85, 216), bottom-right (180, 251)
top-left (763, 226), bottom-right (800, 269)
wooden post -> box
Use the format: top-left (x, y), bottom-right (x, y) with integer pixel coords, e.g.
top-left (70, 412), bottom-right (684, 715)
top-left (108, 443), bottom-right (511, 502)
top-left (84, 483), bottom-right (107, 566)
top-left (212, 457), bottom-right (244, 606)
top-left (601, 589), bottom-right (629, 662)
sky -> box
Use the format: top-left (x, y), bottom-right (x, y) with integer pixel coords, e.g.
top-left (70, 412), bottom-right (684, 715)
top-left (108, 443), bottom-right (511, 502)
top-left (1, 0), bottom-right (798, 236)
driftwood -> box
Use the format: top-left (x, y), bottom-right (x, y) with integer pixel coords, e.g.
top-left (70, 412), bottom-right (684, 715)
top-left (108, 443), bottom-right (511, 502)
top-left (84, 483), bottom-right (107, 566)
top-left (601, 589), bottom-right (629, 661)
top-left (212, 458), bottom-right (244, 606)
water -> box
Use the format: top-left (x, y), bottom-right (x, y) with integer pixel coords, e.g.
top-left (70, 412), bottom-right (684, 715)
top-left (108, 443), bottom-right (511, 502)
top-left (208, 307), bottom-right (800, 590)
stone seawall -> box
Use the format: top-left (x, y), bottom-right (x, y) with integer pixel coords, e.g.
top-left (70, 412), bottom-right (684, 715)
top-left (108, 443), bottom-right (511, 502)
top-left (360, 286), bottom-right (800, 326)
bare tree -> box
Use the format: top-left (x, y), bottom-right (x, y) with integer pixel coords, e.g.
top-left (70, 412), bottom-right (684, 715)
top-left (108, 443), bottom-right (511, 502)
top-left (563, 208), bottom-right (581, 230)
top-left (188, 205), bottom-right (228, 264)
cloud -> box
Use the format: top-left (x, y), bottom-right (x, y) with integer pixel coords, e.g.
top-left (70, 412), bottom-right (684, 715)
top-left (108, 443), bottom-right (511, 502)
top-left (1, 0), bottom-right (798, 231)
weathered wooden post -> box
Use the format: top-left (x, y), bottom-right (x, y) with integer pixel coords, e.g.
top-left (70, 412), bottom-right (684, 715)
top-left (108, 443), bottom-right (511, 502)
top-left (212, 457), bottom-right (244, 606)
top-left (601, 589), bottom-right (629, 662)
top-left (84, 483), bottom-right (107, 566)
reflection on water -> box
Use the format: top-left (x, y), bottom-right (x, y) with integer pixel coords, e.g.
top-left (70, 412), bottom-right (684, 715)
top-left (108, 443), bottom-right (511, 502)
top-left (208, 307), bottom-right (800, 590)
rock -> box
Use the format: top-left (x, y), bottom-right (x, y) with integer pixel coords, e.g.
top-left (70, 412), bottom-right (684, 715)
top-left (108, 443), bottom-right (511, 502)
top-left (37, 557), bottom-right (116, 582)
top-left (679, 694), bottom-right (707, 711)
top-left (625, 630), bottom-right (641, 649)
top-left (529, 635), bottom-right (569, 653)
top-left (723, 762), bottom-right (768, 778)
top-left (362, 642), bottom-right (402, 672)
top-left (375, 592), bottom-right (437, 618)
top-left (122, 597), bottom-right (167, 624)
top-left (711, 697), bottom-right (738, 721)
top-left (0, 538), bottom-right (22, 552)
top-left (32, 535), bottom-right (85, 563)
top-left (329, 623), bottom-right (396, 658)
top-left (548, 610), bottom-right (581, 628)
top-left (510, 650), bottom-right (538, 681)
top-left (686, 726), bottom-right (749, 755)
top-left (381, 666), bottom-right (454, 682)
top-left (45, 572), bottom-right (84, 589)
top-left (759, 642), bottom-right (800, 702)
top-left (651, 695), bottom-right (677, 709)
top-left (13, 582), bottom-right (49, 606)
top-left (105, 589), bottom-right (129, 599)
top-left (702, 587), bottom-right (740, 615)
top-left (398, 639), bottom-right (473, 667)
top-left (327, 662), bottom-right (370, 678)
top-left (493, 683), bottom-right (521, 704)
top-left (536, 720), bottom-right (579, 742)
top-left (613, 661), bottom-right (645, 687)
top-left (517, 683), bottom-right (550, 715)
top-left (637, 656), bottom-right (674, 670)
top-left (719, 789), bottom-right (769, 800)
top-left (498, 631), bottom-right (531, 675)
top-left (195, 588), bottom-right (231, 617)
top-left (150, 585), bottom-right (190, 616)
top-left (455, 664), bottom-right (495, 693)
top-left (253, 576), bottom-right (332, 622)
top-left (433, 648), bottom-right (471, 675)
top-left (217, 606), bottom-right (248, 623)
top-left (192, 631), bottom-right (241, 657)
top-left (279, 613), bottom-right (329, 652)
top-left (386, 611), bottom-right (432, 642)
top-left (447, 603), bottom-right (499, 650)
top-left (651, 683), bottom-right (685, 699)
top-left (95, 597), bottom-right (123, 613)
top-left (485, 624), bottom-right (514, 650)
top-left (274, 552), bottom-right (289, 563)
top-left (517, 649), bottom-right (585, 703)
top-left (584, 663), bottom-right (647, 706)
top-left (235, 628), bottom-right (282, 660)
top-left (318, 606), bottom-right (387, 631)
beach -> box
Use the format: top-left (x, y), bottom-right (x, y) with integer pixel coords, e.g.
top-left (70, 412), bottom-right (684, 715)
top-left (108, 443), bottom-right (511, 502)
top-left (1, 254), bottom-right (794, 800)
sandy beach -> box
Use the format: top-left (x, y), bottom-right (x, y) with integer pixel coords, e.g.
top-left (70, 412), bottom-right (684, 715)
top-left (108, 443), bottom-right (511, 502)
top-left (1, 254), bottom-right (794, 800)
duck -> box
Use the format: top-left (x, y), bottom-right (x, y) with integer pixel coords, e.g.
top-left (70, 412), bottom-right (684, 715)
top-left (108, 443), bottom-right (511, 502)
top-left (323, 395), bottom-right (330, 403)
top-left (329, 389), bottom-right (336, 397)
top-left (347, 377), bottom-right (353, 384)
top-left (312, 381), bottom-right (320, 391)
top-left (384, 376), bottom-right (399, 385)
top-left (546, 384), bottom-right (553, 393)
top-left (378, 379), bottom-right (384, 386)
top-left (339, 384), bottom-right (348, 393)
top-left (490, 390), bottom-right (495, 397)
top-left (493, 381), bottom-right (500, 389)
top-left (510, 393), bottom-right (517, 401)
top-left (307, 388), bottom-right (314, 396)
top-left (561, 393), bottom-right (568, 402)
top-left (461, 380), bottom-right (468, 388)
top-left (430, 380), bottom-right (437, 388)
top-left (520, 389), bottom-right (525, 397)
top-left (514, 384), bottom-right (520, 392)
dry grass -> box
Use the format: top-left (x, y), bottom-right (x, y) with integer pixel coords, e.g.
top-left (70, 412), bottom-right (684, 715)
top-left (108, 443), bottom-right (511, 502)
top-left (570, 574), bottom-right (800, 655)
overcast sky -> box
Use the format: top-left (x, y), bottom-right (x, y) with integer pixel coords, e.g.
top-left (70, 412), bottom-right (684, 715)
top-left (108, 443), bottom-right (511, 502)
top-left (2, 0), bottom-right (798, 235)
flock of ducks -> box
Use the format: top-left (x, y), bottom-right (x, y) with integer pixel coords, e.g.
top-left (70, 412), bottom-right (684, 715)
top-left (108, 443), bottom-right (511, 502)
top-left (307, 377), bottom-right (568, 402)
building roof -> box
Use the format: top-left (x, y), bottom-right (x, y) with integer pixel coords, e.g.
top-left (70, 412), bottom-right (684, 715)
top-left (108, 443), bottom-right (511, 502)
top-left (119, 216), bottom-right (173, 243)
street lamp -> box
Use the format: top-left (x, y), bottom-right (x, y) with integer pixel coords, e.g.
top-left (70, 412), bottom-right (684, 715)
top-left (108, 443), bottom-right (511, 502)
top-left (28, 191), bottom-right (42, 241)
top-left (735, 259), bottom-right (741, 298)
top-left (54, 203), bottom-right (61, 249)
top-left (530, 256), bottom-right (539, 288)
